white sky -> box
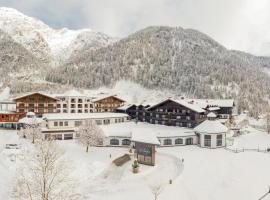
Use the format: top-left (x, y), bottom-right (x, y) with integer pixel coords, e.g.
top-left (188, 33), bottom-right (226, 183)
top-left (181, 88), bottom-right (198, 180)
top-left (1, 0), bottom-right (270, 55)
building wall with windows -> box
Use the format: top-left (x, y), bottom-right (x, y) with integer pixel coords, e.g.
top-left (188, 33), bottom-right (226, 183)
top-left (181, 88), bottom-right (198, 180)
top-left (56, 96), bottom-right (94, 114)
top-left (94, 96), bottom-right (125, 112)
top-left (197, 132), bottom-right (226, 148)
top-left (125, 99), bottom-right (206, 128)
top-left (14, 93), bottom-right (58, 117)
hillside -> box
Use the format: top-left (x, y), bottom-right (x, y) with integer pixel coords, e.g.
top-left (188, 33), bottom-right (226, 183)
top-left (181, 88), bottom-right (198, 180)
top-left (46, 26), bottom-right (270, 116)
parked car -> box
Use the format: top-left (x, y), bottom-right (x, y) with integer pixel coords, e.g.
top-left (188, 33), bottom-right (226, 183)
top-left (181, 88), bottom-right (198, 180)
top-left (5, 144), bottom-right (21, 149)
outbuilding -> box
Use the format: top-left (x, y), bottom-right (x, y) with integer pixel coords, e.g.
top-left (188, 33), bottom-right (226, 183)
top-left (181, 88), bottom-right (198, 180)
top-left (194, 112), bottom-right (228, 148)
top-left (131, 132), bottom-right (160, 166)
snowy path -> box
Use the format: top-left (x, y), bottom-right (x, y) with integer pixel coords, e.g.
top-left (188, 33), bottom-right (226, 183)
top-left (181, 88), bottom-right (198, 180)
top-left (84, 151), bottom-right (183, 199)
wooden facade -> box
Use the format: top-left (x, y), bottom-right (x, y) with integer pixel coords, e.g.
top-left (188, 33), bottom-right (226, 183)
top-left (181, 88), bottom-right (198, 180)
top-left (0, 112), bottom-right (25, 123)
top-left (134, 142), bottom-right (156, 166)
top-left (94, 96), bottom-right (125, 112)
top-left (125, 99), bottom-right (206, 128)
top-left (14, 93), bottom-right (58, 117)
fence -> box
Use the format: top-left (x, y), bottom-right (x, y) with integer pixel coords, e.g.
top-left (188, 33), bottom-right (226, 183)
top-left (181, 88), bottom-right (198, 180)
top-left (225, 147), bottom-right (270, 154)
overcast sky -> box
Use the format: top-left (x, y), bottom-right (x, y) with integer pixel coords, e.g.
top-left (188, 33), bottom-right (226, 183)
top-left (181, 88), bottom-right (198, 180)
top-left (1, 0), bottom-right (270, 56)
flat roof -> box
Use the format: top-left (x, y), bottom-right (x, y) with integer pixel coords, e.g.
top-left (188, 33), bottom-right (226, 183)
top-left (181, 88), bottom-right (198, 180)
top-left (101, 122), bottom-right (195, 138)
top-left (42, 113), bottom-right (129, 120)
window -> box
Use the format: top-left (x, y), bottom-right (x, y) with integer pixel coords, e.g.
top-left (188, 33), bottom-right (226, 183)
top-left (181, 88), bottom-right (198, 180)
top-left (164, 139), bottom-right (172, 145)
top-left (64, 121), bottom-right (68, 126)
top-left (185, 138), bottom-right (193, 145)
top-left (85, 104), bottom-right (88, 108)
top-left (29, 103), bottom-right (34, 107)
top-left (59, 121), bottom-right (63, 126)
top-left (96, 120), bottom-right (102, 125)
top-left (71, 110), bottom-right (75, 113)
top-left (84, 109), bottom-right (88, 113)
top-left (103, 119), bottom-right (110, 125)
top-left (57, 104), bottom-right (61, 108)
top-left (63, 104), bottom-right (67, 108)
top-left (175, 138), bottom-right (183, 145)
top-left (48, 109), bottom-right (54, 113)
top-left (122, 139), bottom-right (131, 146)
top-left (64, 134), bottom-right (73, 140)
top-left (204, 135), bottom-right (211, 147)
top-left (78, 109), bottom-right (82, 113)
top-left (63, 109), bottom-right (67, 113)
top-left (115, 119), bottom-right (118, 123)
top-left (19, 109), bottom-right (24, 113)
top-left (19, 103), bottom-right (25, 107)
top-left (186, 116), bottom-right (191, 120)
top-left (54, 122), bottom-right (58, 127)
top-left (187, 123), bottom-right (192, 128)
top-left (75, 121), bottom-right (82, 127)
top-left (217, 135), bottom-right (223, 146)
top-left (48, 104), bottom-right (54, 108)
top-left (110, 139), bottom-right (119, 145)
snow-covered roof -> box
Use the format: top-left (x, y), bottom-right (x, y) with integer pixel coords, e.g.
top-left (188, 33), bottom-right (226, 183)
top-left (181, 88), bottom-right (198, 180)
top-left (19, 117), bottom-right (44, 125)
top-left (116, 104), bottom-right (135, 111)
top-left (91, 94), bottom-right (125, 102)
top-left (26, 112), bottom-right (35, 116)
top-left (208, 106), bottom-right (220, 111)
top-left (187, 99), bottom-right (234, 108)
top-left (207, 112), bottom-right (217, 118)
top-left (43, 113), bottom-right (129, 120)
top-left (14, 92), bottom-right (58, 101)
top-left (101, 122), bottom-right (195, 139)
top-left (194, 120), bottom-right (228, 134)
top-left (147, 98), bottom-right (205, 113)
top-left (57, 90), bottom-right (85, 97)
top-left (131, 132), bottom-right (160, 145)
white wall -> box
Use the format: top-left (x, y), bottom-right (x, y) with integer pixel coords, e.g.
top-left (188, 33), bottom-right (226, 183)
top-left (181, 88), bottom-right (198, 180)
top-left (198, 132), bottom-right (226, 148)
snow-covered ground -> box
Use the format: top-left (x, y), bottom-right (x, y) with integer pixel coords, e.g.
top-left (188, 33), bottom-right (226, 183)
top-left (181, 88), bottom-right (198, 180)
top-left (1, 128), bottom-right (270, 200)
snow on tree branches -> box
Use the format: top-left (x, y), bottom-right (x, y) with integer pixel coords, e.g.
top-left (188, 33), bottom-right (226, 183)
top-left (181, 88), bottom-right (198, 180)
top-left (12, 139), bottom-right (76, 200)
top-left (77, 120), bottom-right (105, 153)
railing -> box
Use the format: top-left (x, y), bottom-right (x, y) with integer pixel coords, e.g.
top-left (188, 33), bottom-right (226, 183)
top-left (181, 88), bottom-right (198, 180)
top-left (225, 147), bottom-right (270, 153)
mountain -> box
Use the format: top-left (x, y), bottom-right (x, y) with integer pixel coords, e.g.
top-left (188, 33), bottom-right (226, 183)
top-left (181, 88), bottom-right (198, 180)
top-left (0, 8), bottom-right (270, 116)
top-left (46, 26), bottom-right (270, 116)
top-left (0, 7), bottom-right (114, 65)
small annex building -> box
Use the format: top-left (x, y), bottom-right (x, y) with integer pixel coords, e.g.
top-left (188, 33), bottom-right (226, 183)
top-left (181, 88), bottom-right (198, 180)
top-left (131, 132), bottom-right (160, 166)
top-left (194, 112), bottom-right (228, 148)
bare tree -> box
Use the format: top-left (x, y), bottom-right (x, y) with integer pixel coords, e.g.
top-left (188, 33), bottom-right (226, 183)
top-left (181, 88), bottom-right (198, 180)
top-left (77, 120), bottom-right (105, 153)
top-left (13, 139), bottom-right (76, 200)
top-left (22, 124), bottom-right (42, 144)
top-left (150, 184), bottom-right (164, 200)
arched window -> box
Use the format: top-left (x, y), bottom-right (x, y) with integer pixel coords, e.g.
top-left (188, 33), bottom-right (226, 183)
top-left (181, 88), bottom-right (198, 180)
top-left (185, 138), bottom-right (193, 145)
top-left (122, 139), bottom-right (131, 146)
top-left (175, 138), bottom-right (183, 145)
top-left (164, 139), bottom-right (172, 145)
top-left (110, 139), bottom-right (119, 145)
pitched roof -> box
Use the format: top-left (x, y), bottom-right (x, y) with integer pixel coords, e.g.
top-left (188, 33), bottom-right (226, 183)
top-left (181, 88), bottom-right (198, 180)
top-left (14, 92), bottom-right (59, 101)
top-left (92, 94), bottom-right (125, 103)
top-left (207, 112), bottom-right (217, 118)
top-left (147, 99), bottom-right (205, 113)
top-left (194, 120), bottom-right (228, 134)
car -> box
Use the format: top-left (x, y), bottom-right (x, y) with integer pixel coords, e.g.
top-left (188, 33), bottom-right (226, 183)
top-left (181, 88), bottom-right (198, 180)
top-left (5, 144), bottom-right (21, 149)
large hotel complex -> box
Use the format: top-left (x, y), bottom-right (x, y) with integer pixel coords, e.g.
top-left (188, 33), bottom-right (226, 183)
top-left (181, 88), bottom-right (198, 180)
top-left (0, 90), bottom-right (234, 149)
